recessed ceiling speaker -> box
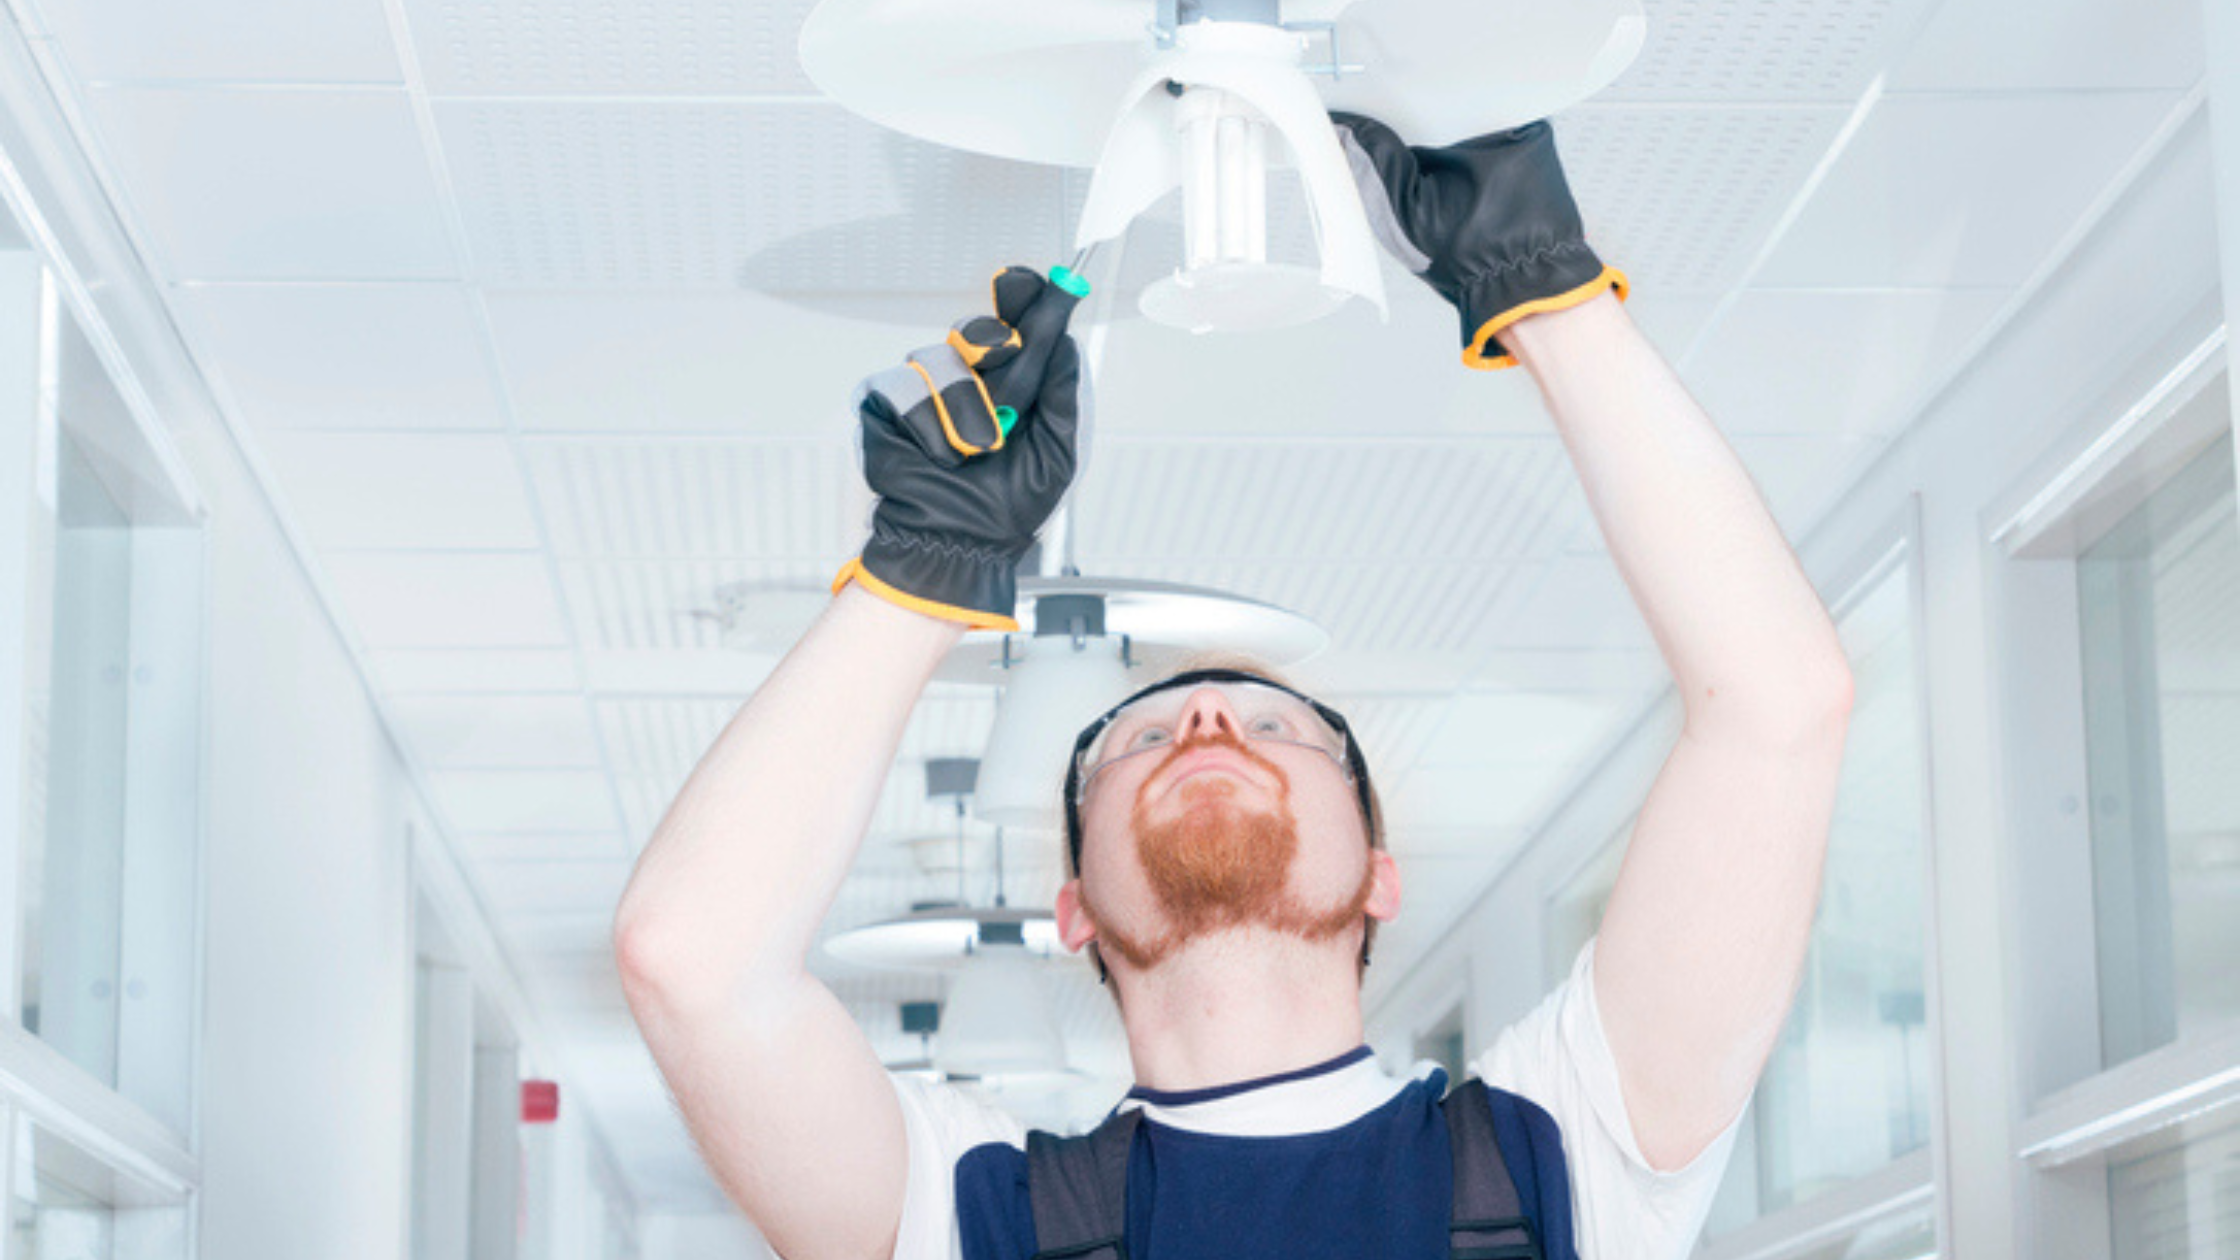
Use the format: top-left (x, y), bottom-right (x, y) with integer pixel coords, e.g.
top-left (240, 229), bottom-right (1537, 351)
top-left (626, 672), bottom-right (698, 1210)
top-left (799, 0), bottom-right (1644, 331)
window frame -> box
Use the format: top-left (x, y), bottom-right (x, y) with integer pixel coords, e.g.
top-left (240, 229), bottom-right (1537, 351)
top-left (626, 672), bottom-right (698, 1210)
top-left (1984, 327), bottom-right (2240, 1251)
top-left (0, 35), bottom-right (215, 1243)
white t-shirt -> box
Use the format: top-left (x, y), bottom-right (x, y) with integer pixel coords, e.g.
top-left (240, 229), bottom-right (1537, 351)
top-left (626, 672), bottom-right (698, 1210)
top-left (887, 937), bottom-right (1744, 1259)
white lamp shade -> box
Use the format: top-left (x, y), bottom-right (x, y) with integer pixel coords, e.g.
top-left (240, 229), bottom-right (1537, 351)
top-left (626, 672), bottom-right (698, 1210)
top-left (935, 946), bottom-right (1068, 1078)
top-left (1075, 21), bottom-right (1387, 331)
top-left (974, 636), bottom-right (1134, 829)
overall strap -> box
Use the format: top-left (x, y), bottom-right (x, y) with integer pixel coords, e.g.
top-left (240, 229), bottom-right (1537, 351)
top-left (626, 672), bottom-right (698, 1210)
top-left (1443, 1079), bottom-right (1541, 1260)
top-left (1025, 1108), bottom-right (1141, 1260)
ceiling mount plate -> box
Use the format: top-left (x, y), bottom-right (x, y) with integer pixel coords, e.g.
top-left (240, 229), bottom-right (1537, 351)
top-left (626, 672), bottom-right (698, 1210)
top-left (932, 575), bottom-right (1329, 684)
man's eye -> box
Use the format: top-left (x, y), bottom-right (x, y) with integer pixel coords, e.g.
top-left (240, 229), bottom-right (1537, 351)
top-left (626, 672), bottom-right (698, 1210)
top-left (1247, 715), bottom-right (1287, 737)
top-left (1129, 727), bottom-right (1173, 750)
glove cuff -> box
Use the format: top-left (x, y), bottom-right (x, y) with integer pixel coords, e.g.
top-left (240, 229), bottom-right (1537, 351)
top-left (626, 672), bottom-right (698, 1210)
top-left (1458, 251), bottom-right (1631, 371)
top-left (832, 529), bottom-right (1022, 632)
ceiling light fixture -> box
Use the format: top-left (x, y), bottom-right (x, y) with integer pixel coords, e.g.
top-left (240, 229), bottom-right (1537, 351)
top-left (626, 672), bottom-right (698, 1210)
top-left (799, 0), bottom-right (1645, 332)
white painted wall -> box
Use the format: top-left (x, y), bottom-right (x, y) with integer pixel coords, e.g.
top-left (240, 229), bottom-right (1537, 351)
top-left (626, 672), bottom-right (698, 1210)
top-left (179, 364), bottom-right (421, 1259)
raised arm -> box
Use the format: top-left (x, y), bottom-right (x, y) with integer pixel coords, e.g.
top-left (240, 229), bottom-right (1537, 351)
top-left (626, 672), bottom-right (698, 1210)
top-left (1330, 113), bottom-right (1853, 1174)
top-left (613, 265), bottom-right (1087, 1260)
top-left (1505, 293), bottom-right (1853, 1171)
top-left (614, 587), bottom-right (958, 1260)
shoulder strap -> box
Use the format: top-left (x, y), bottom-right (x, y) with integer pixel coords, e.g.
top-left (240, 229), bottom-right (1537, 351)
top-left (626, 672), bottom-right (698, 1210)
top-left (1442, 1078), bottom-right (1541, 1260)
top-left (1025, 1107), bottom-right (1141, 1260)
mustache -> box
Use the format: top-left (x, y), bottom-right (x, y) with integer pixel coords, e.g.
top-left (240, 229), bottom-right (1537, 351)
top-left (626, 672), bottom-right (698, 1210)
top-left (1144, 728), bottom-right (1281, 788)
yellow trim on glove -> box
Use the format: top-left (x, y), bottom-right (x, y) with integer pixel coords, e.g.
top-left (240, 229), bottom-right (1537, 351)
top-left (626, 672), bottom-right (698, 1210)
top-left (948, 323), bottom-right (1020, 369)
top-left (832, 556), bottom-right (1020, 632)
top-left (907, 359), bottom-right (1006, 458)
top-left (1462, 265), bottom-right (1632, 371)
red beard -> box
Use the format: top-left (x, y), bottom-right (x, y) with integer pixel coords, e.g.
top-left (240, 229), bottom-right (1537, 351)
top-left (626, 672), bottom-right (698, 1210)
top-left (1085, 729), bottom-right (1374, 973)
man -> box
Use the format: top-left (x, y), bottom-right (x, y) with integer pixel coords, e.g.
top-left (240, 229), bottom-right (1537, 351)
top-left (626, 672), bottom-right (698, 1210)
top-left (613, 114), bottom-right (1854, 1260)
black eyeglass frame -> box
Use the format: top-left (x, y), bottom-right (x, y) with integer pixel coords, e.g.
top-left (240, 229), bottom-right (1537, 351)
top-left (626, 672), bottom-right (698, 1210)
top-left (1060, 667), bottom-right (1377, 878)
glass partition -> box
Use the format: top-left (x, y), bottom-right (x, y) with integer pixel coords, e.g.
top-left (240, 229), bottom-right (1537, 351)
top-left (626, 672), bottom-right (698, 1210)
top-left (2076, 430), bottom-right (2240, 1068)
top-left (12, 277), bottom-right (202, 1137)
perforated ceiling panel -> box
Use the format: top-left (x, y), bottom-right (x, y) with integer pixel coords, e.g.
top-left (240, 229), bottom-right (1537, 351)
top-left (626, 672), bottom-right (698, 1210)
top-left (1073, 440), bottom-right (1587, 562)
top-left (1081, 558), bottom-right (1541, 659)
top-left (1603, 0), bottom-right (1936, 101)
top-left (437, 102), bottom-right (1069, 287)
top-left (406, 0), bottom-right (822, 95)
top-left (1557, 105), bottom-right (1853, 294)
top-left (527, 437), bottom-right (855, 558)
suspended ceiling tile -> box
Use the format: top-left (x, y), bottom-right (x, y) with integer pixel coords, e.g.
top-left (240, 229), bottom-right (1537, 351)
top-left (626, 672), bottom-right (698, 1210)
top-left (1889, 0), bottom-right (2204, 92)
top-left (1557, 104), bottom-right (1855, 295)
top-left (434, 101), bottom-right (1065, 288)
top-left (428, 767), bottom-right (619, 832)
top-left (1287, 647), bottom-right (1487, 700)
top-left (388, 694), bottom-right (604, 769)
top-left (403, 0), bottom-right (819, 95)
top-left (559, 558), bottom-right (833, 653)
top-left (42, 0), bottom-right (401, 82)
top-left (479, 290), bottom-right (657, 429)
top-left (1416, 692), bottom-right (1640, 769)
top-left (1490, 559), bottom-right (1659, 652)
top-left (483, 288), bottom-right (961, 434)
top-left (525, 437), bottom-right (854, 558)
top-left (83, 87), bottom-right (455, 281)
top-left (1683, 288), bottom-right (2012, 439)
top-left (461, 831), bottom-right (631, 863)
top-left (179, 284), bottom-right (507, 430)
top-left (473, 856), bottom-right (634, 916)
top-left (324, 551), bottom-right (570, 648)
top-left (1074, 439), bottom-right (1581, 564)
top-left (1330, 695), bottom-right (1456, 786)
top-left (260, 432), bottom-right (541, 550)
top-left (1463, 648), bottom-right (1668, 695)
top-left (1600, 0), bottom-right (1941, 102)
top-left (366, 647), bottom-right (582, 694)
top-left (1756, 92), bottom-right (2187, 289)
top-left (1388, 761), bottom-right (1579, 833)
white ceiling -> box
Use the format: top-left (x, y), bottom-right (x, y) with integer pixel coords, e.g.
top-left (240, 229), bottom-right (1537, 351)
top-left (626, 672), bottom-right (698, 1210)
top-left (10, 0), bottom-right (2207, 1210)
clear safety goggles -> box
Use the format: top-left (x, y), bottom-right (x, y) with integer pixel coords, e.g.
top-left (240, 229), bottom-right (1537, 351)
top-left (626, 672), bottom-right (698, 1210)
top-left (1068, 670), bottom-right (1357, 806)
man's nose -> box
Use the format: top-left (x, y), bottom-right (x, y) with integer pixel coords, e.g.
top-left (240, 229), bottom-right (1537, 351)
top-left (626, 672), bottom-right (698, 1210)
top-left (1175, 688), bottom-right (1244, 742)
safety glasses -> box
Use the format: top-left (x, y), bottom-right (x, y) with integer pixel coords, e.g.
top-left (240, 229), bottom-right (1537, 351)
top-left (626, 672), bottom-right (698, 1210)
top-left (1066, 668), bottom-right (1365, 809)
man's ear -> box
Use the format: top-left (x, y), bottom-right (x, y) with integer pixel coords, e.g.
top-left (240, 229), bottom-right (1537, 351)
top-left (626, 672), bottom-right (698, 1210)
top-left (1365, 850), bottom-right (1402, 922)
top-left (1054, 878), bottom-right (1100, 952)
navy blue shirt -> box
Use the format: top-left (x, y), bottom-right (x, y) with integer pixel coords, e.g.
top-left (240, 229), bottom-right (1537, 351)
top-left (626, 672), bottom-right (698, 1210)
top-left (947, 1046), bottom-right (1574, 1260)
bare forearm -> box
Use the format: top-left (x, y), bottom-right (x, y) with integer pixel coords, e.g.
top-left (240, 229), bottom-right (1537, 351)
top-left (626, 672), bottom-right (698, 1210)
top-left (614, 583), bottom-right (964, 994)
top-left (1504, 293), bottom-right (1851, 725)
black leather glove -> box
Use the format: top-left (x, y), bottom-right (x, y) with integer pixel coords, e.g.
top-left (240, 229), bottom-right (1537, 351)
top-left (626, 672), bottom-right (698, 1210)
top-left (832, 265), bottom-right (1088, 630)
top-left (1329, 112), bottom-right (1628, 370)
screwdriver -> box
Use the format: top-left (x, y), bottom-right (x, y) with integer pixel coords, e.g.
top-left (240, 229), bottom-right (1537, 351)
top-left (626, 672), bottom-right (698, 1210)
top-left (990, 241), bottom-right (1100, 436)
